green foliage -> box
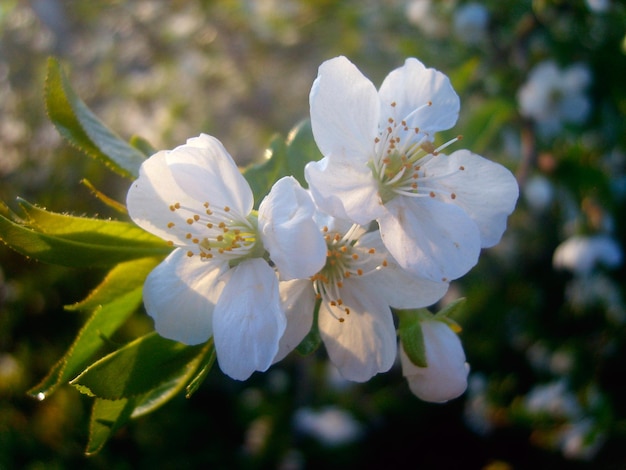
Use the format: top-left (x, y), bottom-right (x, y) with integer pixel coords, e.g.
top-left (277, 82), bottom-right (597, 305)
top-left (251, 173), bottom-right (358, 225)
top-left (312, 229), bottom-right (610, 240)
top-left (0, 199), bottom-right (171, 267)
top-left (243, 119), bottom-right (321, 204)
top-left (45, 58), bottom-right (147, 179)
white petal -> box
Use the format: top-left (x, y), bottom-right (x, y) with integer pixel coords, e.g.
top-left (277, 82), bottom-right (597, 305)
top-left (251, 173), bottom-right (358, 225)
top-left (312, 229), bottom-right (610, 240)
top-left (310, 56), bottom-right (379, 162)
top-left (318, 280), bottom-right (396, 382)
top-left (379, 197), bottom-right (482, 281)
top-left (165, 137), bottom-right (253, 218)
top-left (274, 279), bottom-right (316, 363)
top-left (305, 158), bottom-right (385, 225)
top-left (258, 176), bottom-right (327, 280)
top-left (378, 58), bottom-right (460, 135)
top-left (143, 249), bottom-right (226, 345)
top-left (400, 320), bottom-right (469, 403)
top-left (357, 232), bottom-right (449, 308)
top-left (212, 259), bottom-right (286, 380)
top-left (127, 151), bottom-right (205, 245)
top-left (424, 150), bottom-right (519, 248)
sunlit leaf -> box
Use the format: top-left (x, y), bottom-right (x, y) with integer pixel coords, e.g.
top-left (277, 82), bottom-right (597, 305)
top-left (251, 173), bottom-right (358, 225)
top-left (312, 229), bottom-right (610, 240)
top-left (28, 257), bottom-right (159, 398)
top-left (66, 256), bottom-right (160, 312)
top-left (45, 57), bottom-right (146, 178)
top-left (71, 333), bottom-right (208, 400)
top-left (80, 179), bottom-right (128, 215)
top-left (0, 200), bottom-right (170, 267)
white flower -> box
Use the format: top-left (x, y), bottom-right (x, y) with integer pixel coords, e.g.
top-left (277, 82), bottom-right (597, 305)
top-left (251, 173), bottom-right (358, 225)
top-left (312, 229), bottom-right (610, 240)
top-left (275, 214), bottom-right (449, 382)
top-left (293, 406), bottom-right (363, 447)
top-left (453, 2), bottom-right (489, 45)
top-left (126, 134), bottom-right (326, 380)
top-left (400, 317), bottom-right (469, 403)
top-left (305, 56), bottom-right (519, 282)
top-left (553, 234), bottom-right (622, 276)
top-left (517, 60), bottom-right (592, 137)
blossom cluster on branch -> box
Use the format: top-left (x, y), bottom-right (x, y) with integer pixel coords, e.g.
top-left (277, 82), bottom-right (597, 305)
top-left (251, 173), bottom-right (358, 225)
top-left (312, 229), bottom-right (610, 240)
top-left (127, 56), bottom-right (519, 401)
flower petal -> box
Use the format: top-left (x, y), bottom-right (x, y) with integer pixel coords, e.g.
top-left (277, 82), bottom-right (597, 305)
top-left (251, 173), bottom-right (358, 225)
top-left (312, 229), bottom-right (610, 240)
top-left (143, 249), bottom-right (226, 345)
top-left (166, 135), bottom-right (253, 219)
top-left (127, 151), bottom-right (205, 245)
top-left (318, 280), bottom-right (396, 382)
top-left (258, 176), bottom-right (327, 280)
top-left (310, 56), bottom-right (379, 162)
top-left (400, 319), bottom-right (469, 403)
top-left (212, 259), bottom-right (286, 380)
top-left (378, 58), bottom-right (460, 135)
top-left (378, 197), bottom-right (481, 281)
top-left (424, 149), bottom-right (519, 248)
top-left (358, 233), bottom-right (449, 308)
top-left (305, 157), bottom-right (384, 225)
top-left (274, 279), bottom-right (316, 363)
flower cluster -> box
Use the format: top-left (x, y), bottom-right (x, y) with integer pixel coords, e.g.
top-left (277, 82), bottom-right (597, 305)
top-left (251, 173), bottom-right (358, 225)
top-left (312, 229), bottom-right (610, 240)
top-left (127, 57), bottom-right (519, 400)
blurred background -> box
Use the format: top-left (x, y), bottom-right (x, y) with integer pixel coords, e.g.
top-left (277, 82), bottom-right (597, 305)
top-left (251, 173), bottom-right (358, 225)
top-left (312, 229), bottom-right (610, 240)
top-left (1, 0), bottom-right (625, 468)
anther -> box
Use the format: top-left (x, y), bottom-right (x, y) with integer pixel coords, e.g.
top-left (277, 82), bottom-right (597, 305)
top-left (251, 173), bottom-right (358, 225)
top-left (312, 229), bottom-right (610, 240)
top-left (429, 191), bottom-right (436, 198)
top-left (167, 222), bottom-right (175, 228)
top-left (451, 193), bottom-right (457, 199)
top-left (186, 218), bottom-right (194, 225)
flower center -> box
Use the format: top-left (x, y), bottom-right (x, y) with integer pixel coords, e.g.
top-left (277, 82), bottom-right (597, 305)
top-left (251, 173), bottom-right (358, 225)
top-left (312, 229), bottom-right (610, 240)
top-left (310, 224), bottom-right (388, 323)
top-left (166, 201), bottom-right (264, 264)
top-left (369, 101), bottom-right (462, 204)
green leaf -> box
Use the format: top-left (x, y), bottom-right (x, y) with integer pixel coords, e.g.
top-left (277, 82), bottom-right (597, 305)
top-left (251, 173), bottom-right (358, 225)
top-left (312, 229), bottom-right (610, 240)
top-left (243, 119), bottom-right (320, 204)
top-left (129, 135), bottom-right (157, 157)
top-left (86, 398), bottom-right (137, 455)
top-left (85, 339), bottom-right (215, 455)
top-left (80, 179), bottom-right (128, 215)
top-left (28, 257), bottom-right (160, 398)
top-left (185, 342), bottom-right (216, 398)
top-left (71, 333), bottom-right (208, 400)
top-left (397, 309), bottom-right (428, 368)
top-left (434, 297), bottom-right (466, 319)
top-left (66, 256), bottom-right (160, 312)
top-left (0, 200), bottom-right (171, 267)
top-left (45, 57), bottom-right (146, 178)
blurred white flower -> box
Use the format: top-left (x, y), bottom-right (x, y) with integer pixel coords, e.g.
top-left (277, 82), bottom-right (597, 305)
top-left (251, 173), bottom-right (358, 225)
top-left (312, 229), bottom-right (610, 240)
top-left (560, 418), bottom-right (606, 461)
top-left (553, 234), bottom-right (622, 276)
top-left (517, 60), bottom-right (592, 137)
top-left (294, 406), bottom-right (363, 446)
top-left (453, 2), bottom-right (489, 45)
top-left (405, 0), bottom-right (449, 38)
top-left (524, 380), bottom-right (581, 419)
top-left (565, 274), bottom-right (626, 323)
top-left (523, 174), bottom-right (554, 212)
top-left (400, 317), bottom-right (469, 402)
top-left (585, 0), bottom-right (611, 13)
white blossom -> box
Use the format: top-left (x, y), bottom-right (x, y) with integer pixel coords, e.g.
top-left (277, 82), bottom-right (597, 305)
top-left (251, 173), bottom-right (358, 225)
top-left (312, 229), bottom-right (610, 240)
top-left (400, 317), bottom-right (469, 402)
top-left (305, 56), bottom-right (518, 282)
top-left (518, 60), bottom-right (592, 137)
top-left (127, 134), bottom-right (326, 380)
